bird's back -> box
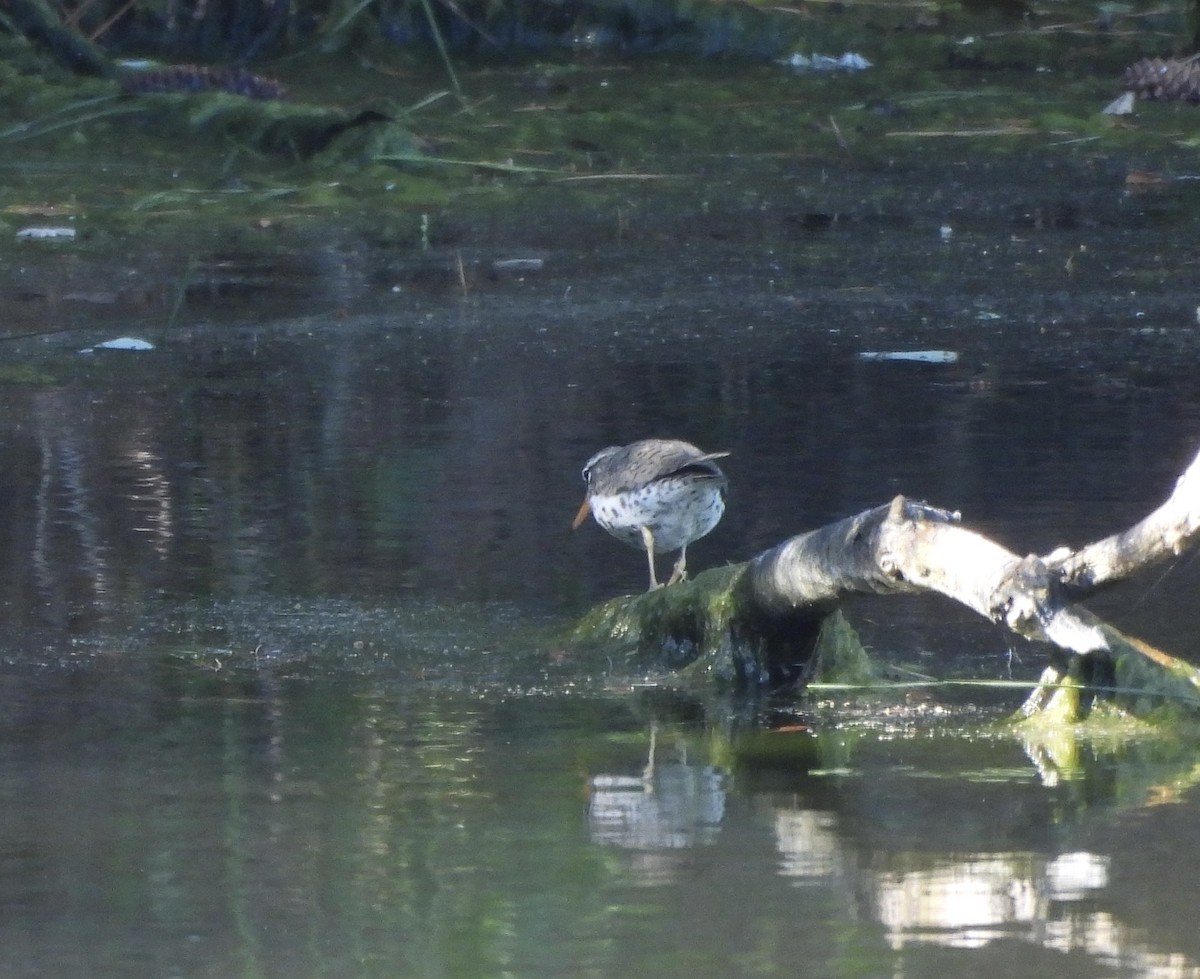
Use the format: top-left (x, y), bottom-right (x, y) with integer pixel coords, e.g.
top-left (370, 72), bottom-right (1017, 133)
top-left (585, 439), bottom-right (728, 552)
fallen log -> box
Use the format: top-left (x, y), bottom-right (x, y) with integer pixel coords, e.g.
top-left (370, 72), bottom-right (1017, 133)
top-left (572, 443), bottom-right (1200, 721)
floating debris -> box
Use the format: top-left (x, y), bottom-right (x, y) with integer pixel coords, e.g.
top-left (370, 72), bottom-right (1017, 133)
top-left (16, 226), bottom-right (75, 240)
top-left (80, 337), bottom-right (156, 354)
top-left (492, 258), bottom-right (545, 272)
top-left (781, 52), bottom-right (872, 73)
top-left (1125, 169), bottom-right (1167, 190)
top-left (1102, 91), bottom-right (1135, 115)
top-left (859, 350), bottom-right (959, 364)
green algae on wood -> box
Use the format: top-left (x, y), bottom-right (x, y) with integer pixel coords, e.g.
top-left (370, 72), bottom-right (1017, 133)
top-left (568, 561), bottom-right (877, 689)
top-left (1012, 624), bottom-right (1200, 729)
top-left (568, 563), bottom-right (746, 676)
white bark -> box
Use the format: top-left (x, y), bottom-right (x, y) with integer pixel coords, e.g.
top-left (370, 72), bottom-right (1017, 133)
top-left (745, 445), bottom-right (1200, 660)
top-left (582, 444), bottom-right (1200, 710)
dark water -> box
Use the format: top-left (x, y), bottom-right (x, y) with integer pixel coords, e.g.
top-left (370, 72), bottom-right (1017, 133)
top-left (5, 142), bottom-right (1200, 977)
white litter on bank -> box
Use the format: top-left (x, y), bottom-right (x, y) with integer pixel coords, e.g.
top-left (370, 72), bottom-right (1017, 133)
top-left (80, 337), bottom-right (156, 354)
top-left (780, 52), bottom-right (873, 73)
top-left (17, 227), bottom-right (76, 240)
top-left (858, 349), bottom-right (959, 364)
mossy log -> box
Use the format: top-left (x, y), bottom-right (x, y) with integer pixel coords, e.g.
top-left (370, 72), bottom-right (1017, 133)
top-left (573, 443), bottom-right (1200, 721)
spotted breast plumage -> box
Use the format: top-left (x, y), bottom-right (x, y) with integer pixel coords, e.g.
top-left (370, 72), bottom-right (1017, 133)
top-left (572, 438), bottom-right (729, 590)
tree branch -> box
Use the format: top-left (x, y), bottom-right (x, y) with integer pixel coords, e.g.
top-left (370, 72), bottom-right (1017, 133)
top-left (1047, 444), bottom-right (1200, 598)
top-left (573, 442), bottom-right (1200, 718)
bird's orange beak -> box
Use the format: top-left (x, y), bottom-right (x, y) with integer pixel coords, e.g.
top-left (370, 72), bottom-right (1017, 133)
top-left (571, 497), bottom-right (591, 530)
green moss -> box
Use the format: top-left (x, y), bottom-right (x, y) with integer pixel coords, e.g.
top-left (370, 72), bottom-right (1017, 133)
top-left (1008, 679), bottom-right (1158, 736)
top-left (0, 363), bottom-right (56, 385)
top-left (1005, 624), bottom-right (1200, 736)
top-left (811, 611), bottom-right (879, 686)
top-left (0, 15), bottom-right (1189, 251)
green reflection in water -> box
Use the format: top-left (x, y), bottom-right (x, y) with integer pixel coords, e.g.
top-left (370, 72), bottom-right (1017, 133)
top-left (5, 636), bottom-right (1200, 978)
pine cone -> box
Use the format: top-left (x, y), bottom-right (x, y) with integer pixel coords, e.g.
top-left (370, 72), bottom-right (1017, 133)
top-left (1122, 57), bottom-right (1200, 104)
top-left (121, 65), bottom-right (287, 101)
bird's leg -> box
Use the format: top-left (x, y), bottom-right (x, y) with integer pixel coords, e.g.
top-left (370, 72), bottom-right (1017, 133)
top-left (640, 526), bottom-right (662, 590)
top-left (666, 545), bottom-right (688, 587)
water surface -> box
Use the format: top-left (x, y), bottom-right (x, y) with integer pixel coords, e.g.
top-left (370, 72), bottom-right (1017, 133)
top-left (4, 110), bottom-right (1200, 978)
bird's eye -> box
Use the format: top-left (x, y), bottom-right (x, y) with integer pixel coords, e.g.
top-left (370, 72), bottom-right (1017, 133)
top-left (581, 465), bottom-right (592, 484)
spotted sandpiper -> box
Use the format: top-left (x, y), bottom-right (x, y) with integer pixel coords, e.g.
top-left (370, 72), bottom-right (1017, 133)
top-left (572, 439), bottom-right (729, 590)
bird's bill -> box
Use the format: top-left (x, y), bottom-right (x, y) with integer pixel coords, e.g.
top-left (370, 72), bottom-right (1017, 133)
top-left (571, 497), bottom-right (592, 530)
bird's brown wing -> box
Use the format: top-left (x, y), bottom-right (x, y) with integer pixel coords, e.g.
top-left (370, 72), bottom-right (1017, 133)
top-left (659, 450), bottom-right (729, 484)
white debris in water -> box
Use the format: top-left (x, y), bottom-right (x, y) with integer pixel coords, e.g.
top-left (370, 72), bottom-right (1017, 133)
top-left (939, 224), bottom-right (954, 241)
top-left (1102, 91), bottom-right (1135, 115)
top-left (780, 52), bottom-right (872, 73)
top-left (858, 350), bottom-right (959, 364)
top-left (492, 258), bottom-right (545, 272)
top-left (16, 226), bottom-right (76, 240)
top-left (79, 337), bottom-right (156, 354)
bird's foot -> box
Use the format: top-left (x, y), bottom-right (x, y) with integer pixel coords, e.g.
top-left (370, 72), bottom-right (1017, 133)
top-left (666, 558), bottom-right (688, 587)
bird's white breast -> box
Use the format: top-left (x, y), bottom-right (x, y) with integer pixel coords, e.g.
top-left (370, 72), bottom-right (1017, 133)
top-left (589, 481), bottom-right (725, 553)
